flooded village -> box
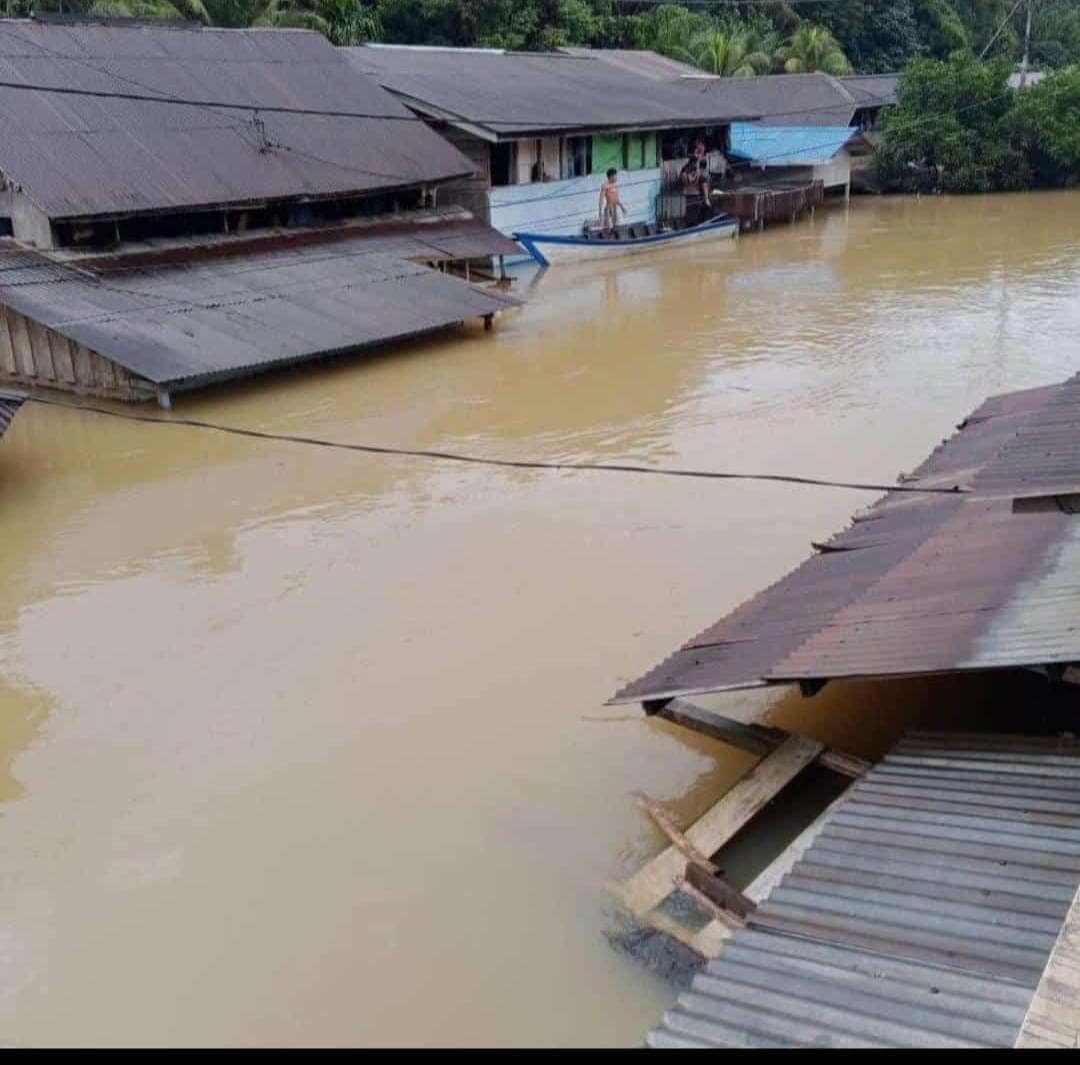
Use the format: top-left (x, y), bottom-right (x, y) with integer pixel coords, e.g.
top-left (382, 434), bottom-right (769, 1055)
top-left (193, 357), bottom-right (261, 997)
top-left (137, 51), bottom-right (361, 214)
top-left (2, 9), bottom-right (1080, 1050)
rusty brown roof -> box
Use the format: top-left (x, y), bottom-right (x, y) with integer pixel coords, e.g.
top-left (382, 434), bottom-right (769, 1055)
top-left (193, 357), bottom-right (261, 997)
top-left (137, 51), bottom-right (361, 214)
top-left (0, 20), bottom-right (473, 221)
top-left (614, 375), bottom-right (1080, 703)
top-left (0, 213), bottom-right (519, 392)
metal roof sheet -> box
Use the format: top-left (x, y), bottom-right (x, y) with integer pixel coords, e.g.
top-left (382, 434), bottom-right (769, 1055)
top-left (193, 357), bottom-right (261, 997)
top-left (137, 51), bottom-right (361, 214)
top-left (0, 387), bottom-right (24, 439)
top-left (345, 45), bottom-right (759, 138)
top-left (556, 47), bottom-right (702, 82)
top-left (649, 730), bottom-right (1080, 1048)
top-left (729, 123), bottom-right (856, 165)
top-left (0, 217), bottom-right (519, 391)
top-left (664, 72), bottom-right (859, 128)
top-left (614, 375), bottom-right (1080, 703)
top-left (0, 20), bottom-right (474, 220)
top-left (839, 73), bottom-right (900, 108)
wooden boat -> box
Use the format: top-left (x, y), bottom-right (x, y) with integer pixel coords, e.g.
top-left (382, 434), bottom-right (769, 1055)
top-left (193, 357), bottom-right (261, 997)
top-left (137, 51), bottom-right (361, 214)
top-left (514, 213), bottom-right (738, 267)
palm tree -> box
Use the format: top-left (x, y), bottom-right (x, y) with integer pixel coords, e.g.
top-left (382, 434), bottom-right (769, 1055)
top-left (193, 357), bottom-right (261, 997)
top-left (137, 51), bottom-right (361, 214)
top-left (82, 0), bottom-right (380, 44)
top-left (775, 25), bottom-right (852, 76)
top-left (87, 0), bottom-right (211, 21)
top-left (685, 29), bottom-right (771, 77)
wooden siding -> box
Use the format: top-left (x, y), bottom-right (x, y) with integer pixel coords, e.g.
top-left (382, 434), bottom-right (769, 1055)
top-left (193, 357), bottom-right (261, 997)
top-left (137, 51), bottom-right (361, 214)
top-left (0, 302), bottom-right (155, 400)
top-left (435, 128), bottom-right (493, 225)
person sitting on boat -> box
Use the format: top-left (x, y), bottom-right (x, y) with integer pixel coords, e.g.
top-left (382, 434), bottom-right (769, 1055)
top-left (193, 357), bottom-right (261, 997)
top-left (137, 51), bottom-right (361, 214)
top-left (599, 168), bottom-right (627, 234)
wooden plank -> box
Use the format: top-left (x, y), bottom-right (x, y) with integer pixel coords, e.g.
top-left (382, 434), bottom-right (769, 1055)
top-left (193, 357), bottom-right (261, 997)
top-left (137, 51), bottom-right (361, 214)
top-left (621, 735), bottom-right (823, 919)
top-left (657, 699), bottom-right (871, 779)
top-left (1016, 883), bottom-right (1080, 1048)
top-left (0, 307), bottom-right (16, 374)
top-left (685, 861), bottom-right (755, 918)
top-left (633, 791), bottom-right (718, 873)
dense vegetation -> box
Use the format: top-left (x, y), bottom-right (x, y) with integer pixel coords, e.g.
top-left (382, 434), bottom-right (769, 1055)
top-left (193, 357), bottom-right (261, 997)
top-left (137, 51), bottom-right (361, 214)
top-left (877, 54), bottom-right (1080, 192)
top-left (3, 2), bottom-right (1079, 76)
top-left (3, 1), bottom-right (1077, 193)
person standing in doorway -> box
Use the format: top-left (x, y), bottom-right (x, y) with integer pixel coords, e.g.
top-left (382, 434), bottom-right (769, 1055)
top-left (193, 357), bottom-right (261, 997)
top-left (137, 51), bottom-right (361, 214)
top-left (599, 168), bottom-right (627, 234)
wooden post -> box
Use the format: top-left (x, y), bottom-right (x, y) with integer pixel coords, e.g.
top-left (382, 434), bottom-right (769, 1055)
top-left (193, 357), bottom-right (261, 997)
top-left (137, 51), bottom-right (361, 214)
top-left (483, 314), bottom-right (494, 332)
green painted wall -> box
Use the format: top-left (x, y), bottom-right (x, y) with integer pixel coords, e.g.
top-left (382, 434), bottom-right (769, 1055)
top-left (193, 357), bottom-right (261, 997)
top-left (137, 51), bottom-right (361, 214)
top-left (591, 133), bottom-right (623, 175)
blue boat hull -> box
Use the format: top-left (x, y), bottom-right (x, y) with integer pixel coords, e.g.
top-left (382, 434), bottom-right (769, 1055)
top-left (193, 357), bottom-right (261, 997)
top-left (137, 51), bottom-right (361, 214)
top-left (513, 215), bottom-right (738, 267)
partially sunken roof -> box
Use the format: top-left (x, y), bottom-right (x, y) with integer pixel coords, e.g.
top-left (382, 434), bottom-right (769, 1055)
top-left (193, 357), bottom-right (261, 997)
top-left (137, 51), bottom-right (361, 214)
top-left (346, 45), bottom-right (758, 139)
top-left (0, 212), bottom-right (519, 393)
top-left (614, 374), bottom-right (1080, 703)
top-left (0, 19), bottom-right (473, 221)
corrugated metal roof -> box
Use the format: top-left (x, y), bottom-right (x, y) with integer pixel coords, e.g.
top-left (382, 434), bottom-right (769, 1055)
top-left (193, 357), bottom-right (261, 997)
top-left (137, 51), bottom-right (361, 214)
top-left (839, 73), bottom-right (900, 108)
top-left (0, 20), bottom-right (474, 220)
top-left (557, 47), bottom-right (703, 81)
top-left (729, 123), bottom-right (856, 165)
top-left (0, 217), bottom-right (519, 391)
top-left (649, 730), bottom-right (1080, 1048)
top-left (346, 45), bottom-right (759, 139)
top-left (0, 387), bottom-right (24, 439)
top-left (614, 376), bottom-right (1080, 703)
top-left (664, 72), bottom-right (859, 128)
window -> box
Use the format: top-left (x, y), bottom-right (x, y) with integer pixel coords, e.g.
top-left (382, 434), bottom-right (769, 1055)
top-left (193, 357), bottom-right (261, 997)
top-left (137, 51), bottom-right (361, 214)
top-left (563, 136), bottom-right (591, 179)
top-left (0, 217), bottom-right (11, 238)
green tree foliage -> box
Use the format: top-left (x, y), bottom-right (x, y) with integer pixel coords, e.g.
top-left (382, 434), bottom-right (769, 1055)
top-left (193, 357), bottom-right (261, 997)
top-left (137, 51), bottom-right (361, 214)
top-left (816, 0), bottom-right (920, 73)
top-left (683, 28), bottom-right (772, 76)
top-left (1010, 64), bottom-right (1080, 183)
top-left (874, 51), bottom-right (1080, 193)
top-left (775, 24), bottom-right (853, 74)
top-left (7, 0), bottom-right (1080, 75)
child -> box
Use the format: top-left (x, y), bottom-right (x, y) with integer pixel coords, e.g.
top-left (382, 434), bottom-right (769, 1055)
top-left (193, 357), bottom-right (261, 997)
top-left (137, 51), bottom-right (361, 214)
top-left (598, 168), bottom-right (627, 233)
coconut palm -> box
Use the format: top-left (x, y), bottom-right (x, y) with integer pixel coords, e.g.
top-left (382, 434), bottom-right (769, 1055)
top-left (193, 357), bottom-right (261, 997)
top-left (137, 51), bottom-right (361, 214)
top-left (685, 28), bottom-right (771, 77)
top-left (774, 25), bottom-right (853, 76)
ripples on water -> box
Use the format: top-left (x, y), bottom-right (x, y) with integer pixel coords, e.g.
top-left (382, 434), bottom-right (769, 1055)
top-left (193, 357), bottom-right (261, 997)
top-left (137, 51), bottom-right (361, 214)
top-left (0, 193), bottom-right (1079, 1046)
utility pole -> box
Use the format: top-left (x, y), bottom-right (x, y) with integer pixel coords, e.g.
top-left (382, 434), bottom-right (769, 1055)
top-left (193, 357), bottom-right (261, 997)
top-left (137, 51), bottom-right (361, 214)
top-left (1020, 0), bottom-right (1034, 88)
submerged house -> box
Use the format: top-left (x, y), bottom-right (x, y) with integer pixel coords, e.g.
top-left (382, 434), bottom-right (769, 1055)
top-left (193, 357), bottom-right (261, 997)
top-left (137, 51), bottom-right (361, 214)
top-left (0, 19), bottom-right (519, 405)
top-left (345, 45), bottom-right (757, 252)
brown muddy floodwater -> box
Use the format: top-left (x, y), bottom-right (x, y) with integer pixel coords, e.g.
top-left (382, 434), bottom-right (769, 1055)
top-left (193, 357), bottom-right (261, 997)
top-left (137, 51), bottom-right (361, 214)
top-left (2, 192), bottom-right (1080, 1046)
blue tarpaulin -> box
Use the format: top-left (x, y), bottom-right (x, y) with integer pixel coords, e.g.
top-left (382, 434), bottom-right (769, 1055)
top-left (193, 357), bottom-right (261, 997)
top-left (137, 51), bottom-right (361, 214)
top-left (729, 123), bottom-right (855, 166)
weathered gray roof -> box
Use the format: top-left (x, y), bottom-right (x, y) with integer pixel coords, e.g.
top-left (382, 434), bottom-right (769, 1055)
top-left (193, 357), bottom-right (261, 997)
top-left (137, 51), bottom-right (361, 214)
top-left (0, 388), bottom-right (24, 439)
top-left (650, 730), bottom-right (1080, 1048)
top-left (345, 45), bottom-right (758, 139)
top-left (557, 47), bottom-right (702, 81)
top-left (0, 214), bottom-right (519, 391)
top-left (615, 374), bottom-right (1080, 703)
top-left (681, 72), bottom-right (859, 127)
top-left (840, 73), bottom-right (900, 107)
top-left (0, 19), bottom-right (473, 221)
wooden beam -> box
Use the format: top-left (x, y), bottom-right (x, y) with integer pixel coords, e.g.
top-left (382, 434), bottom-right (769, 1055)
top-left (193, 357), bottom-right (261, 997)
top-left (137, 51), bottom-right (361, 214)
top-left (1016, 883), bottom-right (1080, 1048)
top-left (656, 699), bottom-right (871, 779)
top-left (633, 792), bottom-right (717, 874)
top-left (620, 734), bottom-right (823, 919)
top-left (684, 861), bottom-right (755, 918)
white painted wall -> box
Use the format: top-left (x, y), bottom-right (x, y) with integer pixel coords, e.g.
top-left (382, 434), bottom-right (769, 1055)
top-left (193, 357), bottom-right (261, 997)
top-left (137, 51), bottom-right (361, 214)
top-left (489, 168), bottom-right (662, 250)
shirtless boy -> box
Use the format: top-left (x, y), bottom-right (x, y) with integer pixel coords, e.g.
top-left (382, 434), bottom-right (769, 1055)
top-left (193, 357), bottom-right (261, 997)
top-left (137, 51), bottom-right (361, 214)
top-left (599, 168), bottom-right (627, 232)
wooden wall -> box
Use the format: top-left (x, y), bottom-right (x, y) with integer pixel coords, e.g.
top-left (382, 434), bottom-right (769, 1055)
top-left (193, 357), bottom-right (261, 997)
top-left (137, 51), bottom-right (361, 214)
top-left (0, 303), bottom-right (155, 401)
top-left (436, 128), bottom-right (494, 224)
